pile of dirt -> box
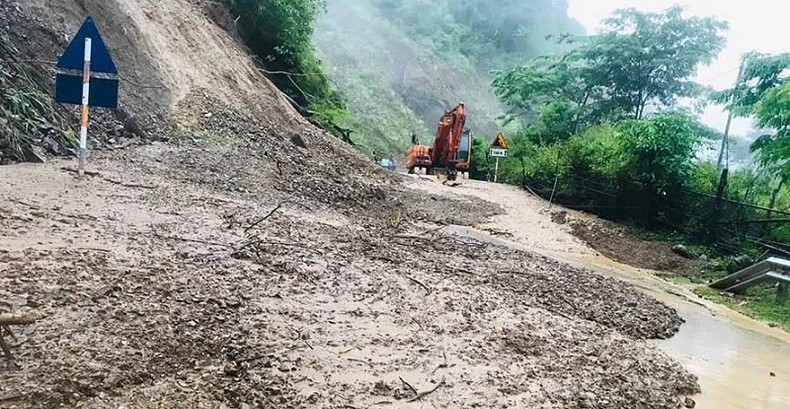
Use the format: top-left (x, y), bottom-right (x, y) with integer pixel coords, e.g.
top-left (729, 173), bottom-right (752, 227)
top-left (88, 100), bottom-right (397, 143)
top-left (569, 218), bottom-right (704, 276)
top-left (0, 145), bottom-right (697, 408)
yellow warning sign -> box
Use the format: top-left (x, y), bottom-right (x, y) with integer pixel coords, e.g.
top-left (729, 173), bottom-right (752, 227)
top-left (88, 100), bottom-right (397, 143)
top-left (491, 132), bottom-right (508, 149)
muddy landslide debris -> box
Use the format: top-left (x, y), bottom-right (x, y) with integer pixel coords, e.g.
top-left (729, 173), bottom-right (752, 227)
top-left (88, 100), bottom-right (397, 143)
top-left (0, 142), bottom-right (699, 408)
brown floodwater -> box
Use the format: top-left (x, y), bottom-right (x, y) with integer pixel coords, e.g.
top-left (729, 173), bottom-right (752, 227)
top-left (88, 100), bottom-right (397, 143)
top-left (659, 300), bottom-right (790, 409)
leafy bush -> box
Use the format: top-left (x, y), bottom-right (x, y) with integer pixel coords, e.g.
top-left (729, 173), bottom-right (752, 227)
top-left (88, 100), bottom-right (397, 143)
top-left (229, 0), bottom-right (352, 140)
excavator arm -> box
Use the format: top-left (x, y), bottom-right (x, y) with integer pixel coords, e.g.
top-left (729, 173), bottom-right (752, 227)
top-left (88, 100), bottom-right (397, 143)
top-left (405, 103), bottom-right (472, 181)
top-left (431, 103), bottom-right (467, 180)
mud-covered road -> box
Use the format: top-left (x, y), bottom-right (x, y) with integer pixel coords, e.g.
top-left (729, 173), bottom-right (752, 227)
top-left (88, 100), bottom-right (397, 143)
top-left (0, 143), bottom-right (769, 408)
top-left (408, 175), bottom-right (790, 409)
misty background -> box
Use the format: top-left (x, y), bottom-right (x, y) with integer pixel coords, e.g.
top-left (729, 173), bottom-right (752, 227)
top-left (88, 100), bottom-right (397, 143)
top-left (311, 0), bottom-right (787, 167)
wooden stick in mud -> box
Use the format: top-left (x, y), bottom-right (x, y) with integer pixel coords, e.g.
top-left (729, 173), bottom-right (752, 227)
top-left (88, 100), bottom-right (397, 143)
top-left (245, 202), bottom-right (286, 232)
top-left (0, 313), bottom-right (38, 326)
top-left (0, 328), bottom-right (12, 359)
top-left (0, 313), bottom-right (39, 359)
top-left (399, 377), bottom-right (418, 396)
top-left (406, 378), bottom-right (446, 402)
top-left (405, 275), bottom-right (432, 295)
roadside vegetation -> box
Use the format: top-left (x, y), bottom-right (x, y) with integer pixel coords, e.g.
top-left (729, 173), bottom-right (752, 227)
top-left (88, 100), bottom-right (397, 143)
top-left (228, 0), bottom-right (357, 143)
top-left (311, 0), bottom-right (583, 157)
top-left (0, 34), bottom-right (76, 163)
top-left (469, 5), bottom-right (790, 328)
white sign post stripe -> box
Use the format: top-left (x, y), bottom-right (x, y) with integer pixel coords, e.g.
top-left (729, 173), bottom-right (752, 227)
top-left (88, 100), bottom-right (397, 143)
top-left (78, 37), bottom-right (92, 177)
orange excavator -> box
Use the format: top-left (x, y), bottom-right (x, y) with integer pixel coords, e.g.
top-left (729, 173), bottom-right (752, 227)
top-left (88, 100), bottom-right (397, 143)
top-left (406, 103), bottom-right (472, 181)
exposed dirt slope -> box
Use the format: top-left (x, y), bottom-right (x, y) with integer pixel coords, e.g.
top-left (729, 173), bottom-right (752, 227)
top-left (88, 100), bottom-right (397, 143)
top-left (14, 0), bottom-right (303, 132)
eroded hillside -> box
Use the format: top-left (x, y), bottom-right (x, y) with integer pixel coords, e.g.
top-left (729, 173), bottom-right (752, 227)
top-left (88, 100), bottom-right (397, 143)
top-left (1, 0), bottom-right (701, 408)
top-left (313, 0), bottom-right (584, 156)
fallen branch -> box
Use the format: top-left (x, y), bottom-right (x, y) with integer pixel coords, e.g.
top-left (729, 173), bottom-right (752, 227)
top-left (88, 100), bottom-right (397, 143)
top-left (410, 316), bottom-right (424, 331)
top-left (60, 167), bottom-right (157, 189)
top-left (393, 234), bottom-right (431, 241)
top-left (245, 202), bottom-right (285, 232)
top-left (0, 327), bottom-right (12, 358)
top-left (399, 377), bottom-right (418, 396)
top-left (347, 357), bottom-right (374, 368)
top-left (61, 166), bottom-right (100, 177)
top-left (0, 313), bottom-right (39, 326)
top-left (0, 314), bottom-right (39, 359)
top-left (153, 233), bottom-right (234, 249)
top-left (406, 378), bottom-right (446, 402)
top-left (102, 178), bottom-right (157, 190)
top-left (405, 275), bottom-right (432, 295)
top-left (8, 198), bottom-right (41, 210)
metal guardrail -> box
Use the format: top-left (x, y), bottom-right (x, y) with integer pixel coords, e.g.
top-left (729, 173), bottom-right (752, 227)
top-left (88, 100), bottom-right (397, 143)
top-left (710, 257), bottom-right (790, 305)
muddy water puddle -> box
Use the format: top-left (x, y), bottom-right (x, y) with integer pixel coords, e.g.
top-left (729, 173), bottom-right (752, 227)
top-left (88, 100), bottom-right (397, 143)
top-left (659, 301), bottom-right (790, 409)
top-left (443, 224), bottom-right (790, 408)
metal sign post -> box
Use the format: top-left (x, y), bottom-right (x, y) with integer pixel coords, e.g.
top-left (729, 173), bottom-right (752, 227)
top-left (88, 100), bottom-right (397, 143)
top-left (489, 148), bottom-right (507, 183)
top-left (55, 16), bottom-right (119, 177)
top-left (489, 132), bottom-right (509, 183)
top-left (79, 38), bottom-right (92, 175)
top-left (495, 157), bottom-right (500, 183)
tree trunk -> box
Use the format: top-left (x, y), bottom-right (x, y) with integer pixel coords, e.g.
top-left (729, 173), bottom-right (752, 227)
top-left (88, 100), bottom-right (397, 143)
top-left (768, 178), bottom-right (785, 216)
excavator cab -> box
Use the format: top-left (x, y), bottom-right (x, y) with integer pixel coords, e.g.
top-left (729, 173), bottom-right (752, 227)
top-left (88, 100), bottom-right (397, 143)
top-left (455, 129), bottom-right (472, 173)
top-left (406, 103), bottom-right (472, 181)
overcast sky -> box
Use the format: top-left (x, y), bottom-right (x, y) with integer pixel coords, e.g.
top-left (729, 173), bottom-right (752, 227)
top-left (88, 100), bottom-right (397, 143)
top-left (567, 0), bottom-right (790, 136)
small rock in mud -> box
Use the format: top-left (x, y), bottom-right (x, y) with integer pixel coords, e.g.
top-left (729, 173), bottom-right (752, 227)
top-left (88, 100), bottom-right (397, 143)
top-left (683, 397), bottom-right (696, 408)
top-left (290, 134), bottom-right (308, 149)
top-left (372, 380), bottom-right (392, 396)
top-left (550, 210), bottom-right (568, 225)
top-left (672, 244), bottom-right (696, 259)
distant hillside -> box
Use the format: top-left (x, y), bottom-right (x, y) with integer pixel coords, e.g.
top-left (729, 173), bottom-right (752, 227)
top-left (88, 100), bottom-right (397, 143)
top-left (313, 0), bottom-right (584, 157)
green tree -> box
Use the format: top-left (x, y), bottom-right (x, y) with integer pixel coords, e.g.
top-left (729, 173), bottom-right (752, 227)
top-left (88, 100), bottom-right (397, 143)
top-left (469, 137), bottom-right (490, 180)
top-left (493, 6), bottom-right (728, 133)
top-left (230, 0), bottom-right (352, 140)
top-left (618, 112), bottom-right (703, 191)
top-left (751, 82), bottom-right (790, 178)
top-left (715, 53), bottom-right (790, 181)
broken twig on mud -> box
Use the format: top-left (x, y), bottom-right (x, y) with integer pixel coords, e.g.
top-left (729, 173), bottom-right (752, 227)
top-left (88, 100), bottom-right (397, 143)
top-left (102, 178), bottom-right (158, 190)
top-left (347, 358), bottom-right (374, 368)
top-left (0, 313), bottom-right (39, 326)
top-left (399, 377), bottom-right (418, 396)
top-left (405, 275), bottom-right (432, 295)
top-left (0, 313), bottom-right (39, 359)
top-left (406, 378), bottom-right (446, 402)
top-left (245, 202), bottom-right (286, 232)
top-left (153, 233), bottom-right (234, 249)
top-left (410, 316), bottom-right (425, 330)
top-left (60, 167), bottom-right (157, 189)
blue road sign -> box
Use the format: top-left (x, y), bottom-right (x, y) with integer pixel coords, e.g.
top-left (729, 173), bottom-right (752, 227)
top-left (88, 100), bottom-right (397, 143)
top-left (55, 74), bottom-right (118, 109)
top-left (56, 16), bottom-right (118, 74)
top-left (55, 16), bottom-right (119, 109)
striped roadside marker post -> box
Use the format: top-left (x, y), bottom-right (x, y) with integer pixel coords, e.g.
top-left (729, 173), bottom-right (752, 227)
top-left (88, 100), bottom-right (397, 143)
top-left (79, 38), bottom-right (93, 176)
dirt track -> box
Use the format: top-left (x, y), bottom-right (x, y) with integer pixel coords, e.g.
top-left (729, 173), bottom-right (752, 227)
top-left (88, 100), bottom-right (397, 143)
top-left (0, 145), bottom-right (703, 409)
